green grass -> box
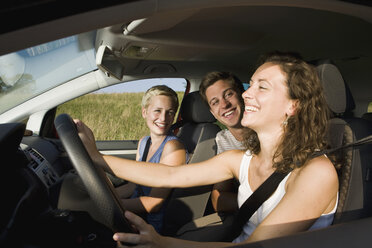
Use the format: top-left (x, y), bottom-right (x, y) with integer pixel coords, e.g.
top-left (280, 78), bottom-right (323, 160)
top-left (56, 92), bottom-right (184, 140)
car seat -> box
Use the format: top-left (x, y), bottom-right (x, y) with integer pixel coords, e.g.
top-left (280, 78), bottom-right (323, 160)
top-left (161, 91), bottom-right (221, 236)
top-left (361, 112), bottom-right (372, 124)
top-left (317, 62), bottom-right (372, 223)
top-left (173, 91), bottom-right (221, 160)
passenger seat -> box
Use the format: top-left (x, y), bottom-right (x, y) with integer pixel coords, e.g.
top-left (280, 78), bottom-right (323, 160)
top-left (161, 91), bottom-right (221, 236)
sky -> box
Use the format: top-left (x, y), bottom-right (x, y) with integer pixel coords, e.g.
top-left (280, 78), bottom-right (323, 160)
top-left (95, 78), bottom-right (187, 93)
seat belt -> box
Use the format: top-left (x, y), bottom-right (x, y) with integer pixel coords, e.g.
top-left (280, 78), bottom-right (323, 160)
top-left (171, 119), bottom-right (185, 131)
top-left (136, 137), bottom-right (151, 196)
top-left (312, 133), bottom-right (372, 158)
top-left (230, 134), bottom-right (372, 241)
top-left (141, 137), bottom-right (151, 162)
top-left (230, 170), bottom-right (289, 240)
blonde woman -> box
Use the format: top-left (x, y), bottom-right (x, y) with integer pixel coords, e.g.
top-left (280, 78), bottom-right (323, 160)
top-left (112, 85), bottom-right (187, 233)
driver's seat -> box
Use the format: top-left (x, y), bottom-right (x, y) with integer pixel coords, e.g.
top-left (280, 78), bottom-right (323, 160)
top-left (317, 62), bottom-right (372, 223)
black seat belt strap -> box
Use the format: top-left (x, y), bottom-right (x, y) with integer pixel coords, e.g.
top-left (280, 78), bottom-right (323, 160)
top-left (136, 137), bottom-right (151, 196)
top-left (312, 134), bottom-right (372, 158)
top-left (171, 120), bottom-right (185, 131)
top-left (141, 137), bottom-right (151, 162)
top-left (230, 171), bottom-right (289, 240)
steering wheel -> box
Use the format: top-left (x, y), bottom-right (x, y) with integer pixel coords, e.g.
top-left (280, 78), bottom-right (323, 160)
top-left (54, 113), bottom-right (135, 234)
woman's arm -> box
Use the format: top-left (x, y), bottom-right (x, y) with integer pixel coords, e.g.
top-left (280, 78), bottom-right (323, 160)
top-left (116, 182), bottom-right (136, 199)
top-left (159, 139), bottom-right (187, 165)
top-left (75, 119), bottom-right (243, 189)
top-left (102, 149), bottom-right (241, 189)
top-left (122, 139), bottom-right (188, 214)
top-left (135, 139), bottom-right (187, 212)
top-left (243, 156), bottom-right (339, 243)
top-left (211, 179), bottom-right (239, 213)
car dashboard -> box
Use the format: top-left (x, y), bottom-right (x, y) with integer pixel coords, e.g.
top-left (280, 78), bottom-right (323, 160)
top-left (0, 123), bottom-right (115, 248)
top-left (21, 141), bottom-right (62, 190)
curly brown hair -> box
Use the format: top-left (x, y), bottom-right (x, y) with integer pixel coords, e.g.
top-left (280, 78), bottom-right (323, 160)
top-left (243, 52), bottom-right (330, 172)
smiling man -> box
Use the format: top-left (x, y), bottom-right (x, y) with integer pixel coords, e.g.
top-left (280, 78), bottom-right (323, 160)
top-left (199, 71), bottom-right (247, 213)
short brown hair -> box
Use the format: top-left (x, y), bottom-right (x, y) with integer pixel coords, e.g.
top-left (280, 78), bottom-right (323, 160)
top-left (199, 71), bottom-right (244, 107)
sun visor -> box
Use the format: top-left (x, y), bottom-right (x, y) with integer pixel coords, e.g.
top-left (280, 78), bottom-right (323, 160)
top-left (96, 45), bottom-right (125, 81)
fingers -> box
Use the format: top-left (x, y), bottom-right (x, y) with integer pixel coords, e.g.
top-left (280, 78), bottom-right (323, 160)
top-left (73, 119), bottom-right (86, 135)
top-left (112, 212), bottom-right (142, 246)
top-left (73, 119), bottom-right (86, 137)
top-left (113, 211), bottom-right (157, 246)
top-left (73, 119), bottom-right (85, 130)
top-left (73, 119), bottom-right (82, 128)
top-left (73, 119), bottom-right (91, 137)
top-left (125, 211), bottom-right (148, 231)
top-left (113, 232), bottom-right (141, 246)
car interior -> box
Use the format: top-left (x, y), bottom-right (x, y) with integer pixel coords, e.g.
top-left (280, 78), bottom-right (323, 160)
top-left (1, 1), bottom-right (372, 248)
top-left (317, 62), bottom-right (372, 223)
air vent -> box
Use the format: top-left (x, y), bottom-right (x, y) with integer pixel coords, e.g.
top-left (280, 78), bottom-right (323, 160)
top-left (29, 159), bottom-right (38, 170)
top-left (25, 148), bottom-right (45, 170)
top-left (28, 148), bottom-right (44, 162)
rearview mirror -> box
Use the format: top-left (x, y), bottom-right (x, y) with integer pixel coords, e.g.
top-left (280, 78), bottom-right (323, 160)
top-left (96, 45), bottom-right (124, 81)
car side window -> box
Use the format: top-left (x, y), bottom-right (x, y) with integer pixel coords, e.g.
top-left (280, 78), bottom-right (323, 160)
top-left (56, 78), bottom-right (187, 141)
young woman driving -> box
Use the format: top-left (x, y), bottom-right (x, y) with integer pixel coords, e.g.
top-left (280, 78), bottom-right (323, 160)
top-left (75, 52), bottom-right (338, 247)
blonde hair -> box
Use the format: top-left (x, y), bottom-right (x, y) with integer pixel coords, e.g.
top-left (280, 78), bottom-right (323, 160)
top-left (141, 85), bottom-right (179, 110)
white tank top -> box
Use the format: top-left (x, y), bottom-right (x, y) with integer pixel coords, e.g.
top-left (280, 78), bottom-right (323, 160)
top-left (233, 151), bottom-right (338, 243)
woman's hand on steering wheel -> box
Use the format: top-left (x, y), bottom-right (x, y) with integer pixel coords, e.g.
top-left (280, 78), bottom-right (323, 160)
top-left (74, 119), bottom-right (101, 162)
top-left (114, 211), bottom-right (166, 248)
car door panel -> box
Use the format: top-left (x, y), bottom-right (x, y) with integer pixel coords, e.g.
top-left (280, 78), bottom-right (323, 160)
top-left (96, 140), bottom-right (138, 160)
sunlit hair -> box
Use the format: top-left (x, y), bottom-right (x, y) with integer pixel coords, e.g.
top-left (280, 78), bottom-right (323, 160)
top-left (243, 52), bottom-right (330, 172)
top-left (199, 71), bottom-right (245, 107)
top-left (141, 85), bottom-right (179, 111)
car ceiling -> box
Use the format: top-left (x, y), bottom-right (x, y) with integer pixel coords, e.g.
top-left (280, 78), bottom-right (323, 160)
top-left (94, 2), bottom-right (372, 111)
top-left (108, 6), bottom-right (372, 64)
top-left (0, 0), bottom-right (371, 112)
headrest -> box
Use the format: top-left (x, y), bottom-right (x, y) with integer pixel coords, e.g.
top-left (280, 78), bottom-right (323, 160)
top-left (316, 62), bottom-right (355, 114)
top-left (180, 91), bottom-right (216, 123)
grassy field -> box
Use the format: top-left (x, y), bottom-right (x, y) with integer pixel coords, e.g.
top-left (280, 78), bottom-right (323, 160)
top-left (56, 92), bottom-right (184, 140)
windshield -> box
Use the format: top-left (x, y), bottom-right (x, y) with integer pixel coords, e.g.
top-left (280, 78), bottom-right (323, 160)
top-left (0, 31), bottom-right (97, 115)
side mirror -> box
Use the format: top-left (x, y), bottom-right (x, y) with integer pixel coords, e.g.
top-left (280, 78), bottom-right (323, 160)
top-left (96, 45), bottom-right (124, 81)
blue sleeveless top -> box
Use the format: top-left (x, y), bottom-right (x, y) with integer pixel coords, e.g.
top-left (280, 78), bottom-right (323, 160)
top-left (132, 134), bottom-right (185, 233)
